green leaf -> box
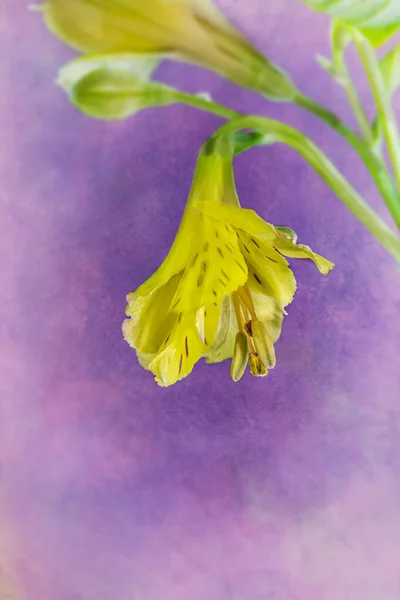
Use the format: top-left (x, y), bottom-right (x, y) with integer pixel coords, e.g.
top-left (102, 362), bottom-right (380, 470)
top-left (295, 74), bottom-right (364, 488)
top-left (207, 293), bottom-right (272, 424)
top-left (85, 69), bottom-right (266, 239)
top-left (303, 0), bottom-right (400, 46)
top-left (379, 44), bottom-right (400, 95)
top-left (360, 25), bottom-right (400, 48)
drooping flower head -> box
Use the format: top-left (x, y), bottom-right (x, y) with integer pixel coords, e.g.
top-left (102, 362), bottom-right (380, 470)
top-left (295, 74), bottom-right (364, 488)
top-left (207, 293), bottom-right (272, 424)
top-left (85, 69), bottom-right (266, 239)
top-left (38, 0), bottom-right (296, 100)
top-left (123, 139), bottom-right (334, 386)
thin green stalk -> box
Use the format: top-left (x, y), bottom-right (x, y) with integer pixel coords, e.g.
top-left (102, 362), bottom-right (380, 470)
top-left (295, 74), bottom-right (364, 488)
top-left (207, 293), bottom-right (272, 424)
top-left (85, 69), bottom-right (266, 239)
top-left (174, 90), bottom-right (241, 121)
top-left (353, 31), bottom-right (400, 192)
top-left (332, 47), bottom-right (373, 141)
top-left (213, 115), bottom-right (400, 263)
top-left (294, 93), bottom-right (400, 229)
top-left (174, 88), bottom-right (400, 231)
top-left (295, 93), bottom-right (357, 140)
top-left (342, 80), bottom-right (373, 141)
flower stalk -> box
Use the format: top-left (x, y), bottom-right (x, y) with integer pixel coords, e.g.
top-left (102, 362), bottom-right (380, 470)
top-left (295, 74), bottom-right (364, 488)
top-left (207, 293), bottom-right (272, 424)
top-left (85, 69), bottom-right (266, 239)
top-left (213, 116), bottom-right (400, 263)
top-left (293, 94), bottom-right (399, 218)
top-left (353, 31), bottom-right (400, 194)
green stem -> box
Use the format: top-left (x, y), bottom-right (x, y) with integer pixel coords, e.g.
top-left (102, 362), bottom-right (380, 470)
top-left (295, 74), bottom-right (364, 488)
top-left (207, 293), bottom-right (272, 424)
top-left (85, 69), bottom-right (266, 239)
top-left (213, 116), bottom-right (400, 263)
top-left (174, 87), bottom-right (400, 232)
top-left (295, 93), bottom-right (352, 137)
top-left (353, 31), bottom-right (400, 192)
top-left (174, 90), bottom-right (241, 121)
top-left (342, 81), bottom-right (373, 141)
top-left (231, 131), bottom-right (267, 155)
top-left (332, 47), bottom-right (373, 141)
top-left (294, 93), bottom-right (400, 228)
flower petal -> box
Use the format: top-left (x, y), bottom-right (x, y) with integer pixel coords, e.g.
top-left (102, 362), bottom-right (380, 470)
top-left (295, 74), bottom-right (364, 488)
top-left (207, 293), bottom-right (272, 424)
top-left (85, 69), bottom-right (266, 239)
top-left (122, 272), bottom-right (182, 355)
top-left (134, 209), bottom-right (200, 299)
top-left (204, 296), bottom-right (237, 363)
top-left (41, 0), bottom-right (191, 54)
top-left (273, 229), bottom-right (335, 274)
top-left (194, 201), bottom-right (277, 242)
top-left (148, 311), bottom-right (206, 386)
top-left (170, 215), bottom-right (248, 312)
top-left (237, 230), bottom-right (297, 311)
top-left (196, 302), bottom-right (220, 348)
top-left (197, 201), bottom-right (334, 276)
top-left (135, 151), bottom-right (239, 300)
top-left (252, 292), bottom-right (284, 343)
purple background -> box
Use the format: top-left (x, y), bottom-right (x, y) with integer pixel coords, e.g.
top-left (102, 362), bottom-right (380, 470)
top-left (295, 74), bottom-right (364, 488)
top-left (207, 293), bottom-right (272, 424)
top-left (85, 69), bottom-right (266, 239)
top-left (1, 1), bottom-right (400, 598)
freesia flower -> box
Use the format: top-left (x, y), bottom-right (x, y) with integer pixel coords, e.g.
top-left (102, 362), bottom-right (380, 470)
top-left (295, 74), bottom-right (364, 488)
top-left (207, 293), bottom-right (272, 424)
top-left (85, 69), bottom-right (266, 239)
top-left (123, 142), bottom-right (334, 386)
top-left (39, 0), bottom-right (296, 99)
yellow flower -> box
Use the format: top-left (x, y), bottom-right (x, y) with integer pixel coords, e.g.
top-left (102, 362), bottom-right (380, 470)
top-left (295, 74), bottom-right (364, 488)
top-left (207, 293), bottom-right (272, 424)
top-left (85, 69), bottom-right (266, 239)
top-left (39, 0), bottom-right (296, 99)
top-left (122, 142), bottom-right (334, 386)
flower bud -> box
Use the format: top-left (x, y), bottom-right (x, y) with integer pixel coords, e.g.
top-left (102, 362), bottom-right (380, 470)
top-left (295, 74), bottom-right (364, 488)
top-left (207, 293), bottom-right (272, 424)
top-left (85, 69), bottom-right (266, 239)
top-left (39, 0), bottom-right (298, 100)
top-left (58, 56), bottom-right (177, 120)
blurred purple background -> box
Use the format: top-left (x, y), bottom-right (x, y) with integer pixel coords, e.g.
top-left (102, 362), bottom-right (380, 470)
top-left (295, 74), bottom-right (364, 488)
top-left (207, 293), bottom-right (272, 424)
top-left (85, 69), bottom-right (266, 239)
top-left (1, 1), bottom-right (400, 598)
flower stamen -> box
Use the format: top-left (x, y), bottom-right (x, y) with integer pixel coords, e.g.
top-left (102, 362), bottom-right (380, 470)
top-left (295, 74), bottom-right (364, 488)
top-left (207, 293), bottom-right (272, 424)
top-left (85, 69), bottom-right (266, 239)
top-left (232, 291), bottom-right (245, 331)
top-left (230, 330), bottom-right (249, 383)
top-left (249, 353), bottom-right (268, 377)
top-left (232, 288), bottom-right (260, 364)
top-left (237, 294), bottom-right (251, 323)
top-left (237, 285), bottom-right (257, 321)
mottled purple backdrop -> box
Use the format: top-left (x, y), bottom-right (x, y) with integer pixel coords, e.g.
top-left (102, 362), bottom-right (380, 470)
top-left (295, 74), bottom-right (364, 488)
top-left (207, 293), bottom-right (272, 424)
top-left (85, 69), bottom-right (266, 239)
top-left (1, 1), bottom-right (400, 599)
